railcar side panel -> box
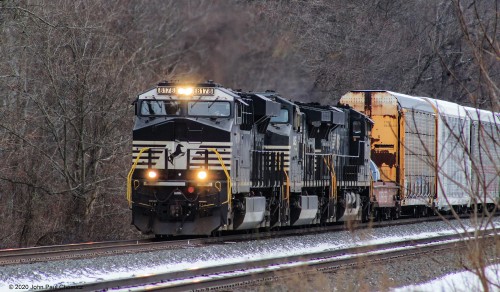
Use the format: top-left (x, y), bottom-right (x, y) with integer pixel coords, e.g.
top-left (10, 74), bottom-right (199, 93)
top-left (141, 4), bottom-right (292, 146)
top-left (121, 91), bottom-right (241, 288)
top-left (425, 98), bottom-right (471, 209)
top-left (464, 107), bottom-right (500, 206)
top-left (403, 109), bottom-right (436, 206)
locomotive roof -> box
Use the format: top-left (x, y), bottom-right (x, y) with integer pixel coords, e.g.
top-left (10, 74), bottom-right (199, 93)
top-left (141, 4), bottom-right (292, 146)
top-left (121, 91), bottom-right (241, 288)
top-left (157, 80), bottom-right (222, 87)
top-left (257, 92), bottom-right (296, 107)
top-left (136, 80), bottom-right (240, 101)
top-left (295, 101), bottom-right (346, 125)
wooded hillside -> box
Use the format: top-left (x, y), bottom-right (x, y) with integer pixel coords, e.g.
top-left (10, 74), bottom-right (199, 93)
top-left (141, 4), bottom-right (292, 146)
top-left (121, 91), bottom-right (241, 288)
top-left (0, 0), bottom-right (497, 247)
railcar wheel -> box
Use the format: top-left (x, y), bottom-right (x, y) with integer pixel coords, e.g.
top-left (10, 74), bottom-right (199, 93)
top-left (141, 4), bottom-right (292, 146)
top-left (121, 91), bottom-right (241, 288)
top-left (390, 207), bottom-right (399, 220)
top-left (413, 207), bottom-right (419, 218)
top-left (376, 208), bottom-right (381, 220)
top-left (361, 198), bottom-right (371, 223)
top-left (422, 206), bottom-right (428, 217)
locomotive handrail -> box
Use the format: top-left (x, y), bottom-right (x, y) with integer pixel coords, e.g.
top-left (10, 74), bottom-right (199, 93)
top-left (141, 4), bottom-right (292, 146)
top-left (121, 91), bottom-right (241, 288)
top-left (127, 147), bottom-right (150, 209)
top-left (369, 172), bottom-right (374, 203)
top-left (323, 156), bottom-right (337, 199)
top-left (283, 170), bottom-right (290, 202)
top-left (208, 148), bottom-right (232, 207)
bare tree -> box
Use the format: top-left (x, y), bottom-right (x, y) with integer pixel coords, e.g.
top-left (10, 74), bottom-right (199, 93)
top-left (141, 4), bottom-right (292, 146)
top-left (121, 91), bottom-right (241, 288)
top-left (0, 0), bottom-right (216, 246)
top-left (0, 0), bottom-right (497, 252)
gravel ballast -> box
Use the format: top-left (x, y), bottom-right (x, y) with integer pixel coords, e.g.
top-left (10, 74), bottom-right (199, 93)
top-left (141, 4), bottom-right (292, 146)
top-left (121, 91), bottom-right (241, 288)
top-left (1, 216), bottom-right (498, 290)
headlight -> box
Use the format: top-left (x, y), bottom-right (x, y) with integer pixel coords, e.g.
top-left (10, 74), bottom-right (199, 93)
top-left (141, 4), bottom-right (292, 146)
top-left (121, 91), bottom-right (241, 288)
top-left (197, 170), bottom-right (207, 180)
top-left (178, 87), bottom-right (193, 96)
top-left (147, 169), bottom-right (158, 179)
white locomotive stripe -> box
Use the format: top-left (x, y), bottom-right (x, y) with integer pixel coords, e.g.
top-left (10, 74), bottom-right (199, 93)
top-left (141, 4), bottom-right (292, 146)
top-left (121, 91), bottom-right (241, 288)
top-left (133, 160), bottom-right (232, 166)
top-left (191, 157), bottom-right (232, 160)
top-left (191, 153), bottom-right (232, 157)
top-left (198, 145), bottom-right (232, 148)
top-left (132, 148), bottom-right (164, 151)
top-left (264, 145), bottom-right (291, 149)
top-left (134, 165), bottom-right (232, 170)
top-left (144, 181), bottom-right (186, 186)
top-left (133, 140), bottom-right (231, 145)
top-left (133, 153), bottom-right (232, 159)
top-left (189, 163), bottom-right (232, 166)
top-left (132, 142), bottom-right (167, 146)
top-left (208, 166), bottom-right (231, 170)
top-left (133, 156), bottom-right (232, 160)
top-left (133, 151), bottom-right (233, 155)
top-left (132, 154), bottom-right (162, 158)
top-left (260, 149), bottom-right (290, 152)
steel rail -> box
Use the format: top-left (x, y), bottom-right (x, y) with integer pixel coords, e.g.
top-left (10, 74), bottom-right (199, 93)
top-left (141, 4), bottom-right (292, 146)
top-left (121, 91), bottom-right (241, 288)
top-left (74, 229), bottom-right (498, 291)
top-left (0, 212), bottom-right (492, 266)
top-left (0, 238), bottom-right (202, 266)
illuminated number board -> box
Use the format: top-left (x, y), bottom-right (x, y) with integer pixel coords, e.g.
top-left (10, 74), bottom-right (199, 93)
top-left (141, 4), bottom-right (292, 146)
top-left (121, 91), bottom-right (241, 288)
top-left (194, 88), bottom-right (215, 95)
top-left (156, 87), bottom-right (215, 95)
top-left (157, 87), bottom-right (176, 94)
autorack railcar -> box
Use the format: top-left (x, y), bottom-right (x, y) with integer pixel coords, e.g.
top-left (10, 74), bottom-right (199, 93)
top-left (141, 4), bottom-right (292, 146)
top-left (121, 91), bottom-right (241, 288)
top-left (340, 90), bottom-right (500, 216)
top-left (464, 107), bottom-right (500, 211)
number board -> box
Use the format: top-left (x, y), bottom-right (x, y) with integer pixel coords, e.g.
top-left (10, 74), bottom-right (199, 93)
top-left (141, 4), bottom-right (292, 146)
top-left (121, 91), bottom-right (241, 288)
top-left (157, 87), bottom-right (176, 94)
top-left (194, 88), bottom-right (215, 95)
top-left (156, 87), bottom-right (215, 95)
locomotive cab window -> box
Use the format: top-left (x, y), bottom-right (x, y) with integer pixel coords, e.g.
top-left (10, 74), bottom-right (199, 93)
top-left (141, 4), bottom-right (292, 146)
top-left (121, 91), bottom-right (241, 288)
top-left (188, 101), bottom-right (231, 117)
top-left (140, 100), bottom-right (180, 116)
top-left (270, 109), bottom-right (289, 123)
top-left (352, 120), bottom-right (361, 135)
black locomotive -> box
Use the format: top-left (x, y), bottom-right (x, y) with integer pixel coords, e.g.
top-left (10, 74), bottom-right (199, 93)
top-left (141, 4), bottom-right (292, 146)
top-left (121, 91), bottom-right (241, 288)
top-left (128, 81), bottom-right (376, 236)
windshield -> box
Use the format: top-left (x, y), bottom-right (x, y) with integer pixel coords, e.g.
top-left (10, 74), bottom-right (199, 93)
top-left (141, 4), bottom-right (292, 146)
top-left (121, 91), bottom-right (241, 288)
top-left (141, 100), bottom-right (180, 116)
top-left (352, 120), bottom-right (361, 134)
top-left (270, 109), bottom-right (289, 123)
top-left (188, 101), bottom-right (230, 117)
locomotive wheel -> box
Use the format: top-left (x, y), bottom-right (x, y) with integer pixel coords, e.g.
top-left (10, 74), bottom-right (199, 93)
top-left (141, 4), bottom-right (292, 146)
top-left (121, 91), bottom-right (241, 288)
top-left (155, 234), bottom-right (166, 240)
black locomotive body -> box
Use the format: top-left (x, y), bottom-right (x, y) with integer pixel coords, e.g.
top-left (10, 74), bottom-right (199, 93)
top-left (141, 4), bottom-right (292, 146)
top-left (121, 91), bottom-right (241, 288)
top-left (128, 81), bottom-right (374, 236)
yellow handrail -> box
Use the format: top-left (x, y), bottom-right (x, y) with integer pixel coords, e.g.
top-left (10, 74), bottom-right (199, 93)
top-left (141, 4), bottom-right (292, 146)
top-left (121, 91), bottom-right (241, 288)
top-left (370, 172), bottom-right (374, 203)
top-left (126, 147), bottom-right (150, 209)
top-left (283, 170), bottom-right (290, 202)
top-left (323, 156), bottom-right (337, 200)
top-left (208, 148), bottom-right (231, 206)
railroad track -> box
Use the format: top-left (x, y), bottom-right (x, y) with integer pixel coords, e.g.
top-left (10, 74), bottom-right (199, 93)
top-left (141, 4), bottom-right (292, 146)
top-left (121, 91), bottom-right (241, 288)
top-left (73, 228), bottom-right (499, 291)
top-left (0, 213), bottom-right (488, 266)
top-left (0, 238), bottom-right (199, 266)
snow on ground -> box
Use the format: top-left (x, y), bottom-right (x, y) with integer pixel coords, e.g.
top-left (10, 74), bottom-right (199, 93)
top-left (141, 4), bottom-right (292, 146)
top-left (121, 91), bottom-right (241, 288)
top-left (393, 264), bottom-right (500, 292)
top-left (0, 217), bottom-right (499, 291)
